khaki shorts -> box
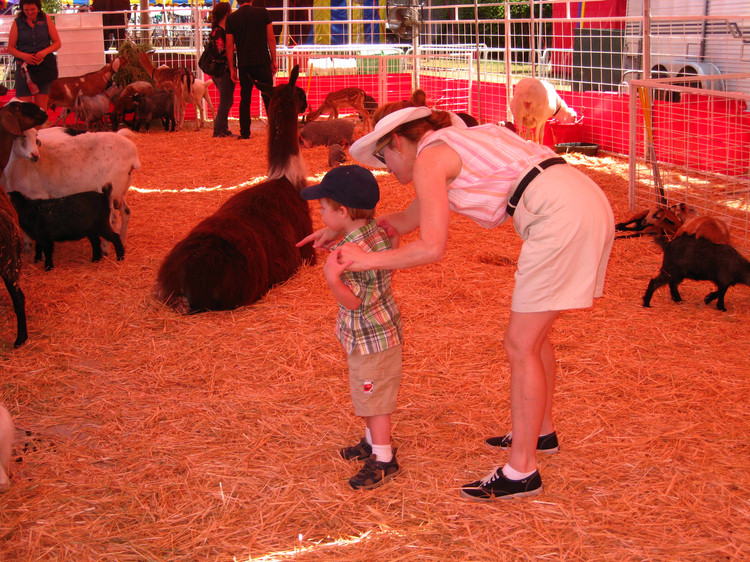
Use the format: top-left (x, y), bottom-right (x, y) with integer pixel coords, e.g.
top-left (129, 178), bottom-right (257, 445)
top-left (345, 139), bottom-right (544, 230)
top-left (348, 345), bottom-right (403, 417)
top-left (511, 163), bottom-right (615, 313)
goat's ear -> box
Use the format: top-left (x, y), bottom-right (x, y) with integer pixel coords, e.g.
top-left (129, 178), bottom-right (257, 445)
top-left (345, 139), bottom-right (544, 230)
top-left (0, 107), bottom-right (23, 136)
top-left (289, 65), bottom-right (300, 87)
top-left (253, 80), bottom-right (273, 97)
top-left (138, 52), bottom-right (154, 74)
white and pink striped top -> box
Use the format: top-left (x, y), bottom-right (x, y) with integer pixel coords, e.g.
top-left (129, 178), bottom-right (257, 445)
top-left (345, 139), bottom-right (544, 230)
top-left (417, 124), bottom-right (556, 228)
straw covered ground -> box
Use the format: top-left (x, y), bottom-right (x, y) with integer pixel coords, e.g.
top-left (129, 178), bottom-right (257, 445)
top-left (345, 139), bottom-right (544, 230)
top-left (1, 119), bottom-right (749, 562)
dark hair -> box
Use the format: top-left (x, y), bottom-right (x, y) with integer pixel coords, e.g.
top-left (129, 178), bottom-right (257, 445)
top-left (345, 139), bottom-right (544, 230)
top-left (211, 1), bottom-right (231, 27)
top-left (17, 0), bottom-right (43, 17)
top-left (372, 88), bottom-right (452, 146)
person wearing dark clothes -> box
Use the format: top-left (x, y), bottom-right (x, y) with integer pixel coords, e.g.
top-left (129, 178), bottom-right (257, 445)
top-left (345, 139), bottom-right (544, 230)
top-left (91, 0), bottom-right (130, 51)
top-left (225, 0), bottom-right (276, 139)
top-left (209, 2), bottom-right (235, 137)
top-left (7, 0), bottom-right (62, 110)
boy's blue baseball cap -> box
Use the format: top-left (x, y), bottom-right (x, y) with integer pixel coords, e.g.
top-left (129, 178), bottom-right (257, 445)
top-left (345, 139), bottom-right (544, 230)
top-left (301, 164), bottom-right (380, 210)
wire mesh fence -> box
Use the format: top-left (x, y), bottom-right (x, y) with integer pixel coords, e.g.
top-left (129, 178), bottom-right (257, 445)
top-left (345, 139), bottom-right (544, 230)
top-left (1, 1), bottom-right (748, 241)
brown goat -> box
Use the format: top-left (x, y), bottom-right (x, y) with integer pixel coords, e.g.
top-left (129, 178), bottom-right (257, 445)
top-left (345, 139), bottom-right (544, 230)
top-left (48, 57), bottom-right (124, 126)
top-left (615, 206), bottom-right (683, 239)
top-left (675, 215), bottom-right (732, 245)
top-left (0, 101), bottom-right (49, 347)
top-left (154, 65), bottom-right (315, 313)
top-left (138, 52), bottom-right (193, 130)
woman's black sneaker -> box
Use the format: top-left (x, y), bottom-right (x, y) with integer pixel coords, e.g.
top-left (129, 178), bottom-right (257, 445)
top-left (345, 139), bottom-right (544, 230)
top-left (485, 431), bottom-right (559, 454)
top-left (461, 467), bottom-right (542, 501)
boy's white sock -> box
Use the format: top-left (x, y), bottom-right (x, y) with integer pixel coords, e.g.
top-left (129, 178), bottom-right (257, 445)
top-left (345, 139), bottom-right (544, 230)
top-left (371, 443), bottom-right (393, 463)
top-left (365, 427), bottom-right (373, 446)
top-left (502, 463), bottom-right (536, 481)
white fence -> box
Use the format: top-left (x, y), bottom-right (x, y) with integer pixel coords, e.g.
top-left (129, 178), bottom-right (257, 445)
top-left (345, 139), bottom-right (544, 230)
top-left (629, 74), bottom-right (750, 249)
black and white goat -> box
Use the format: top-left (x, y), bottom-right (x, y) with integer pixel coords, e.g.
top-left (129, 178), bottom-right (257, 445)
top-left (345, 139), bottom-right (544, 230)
top-left (2, 126), bottom-right (140, 245)
top-left (154, 65), bottom-right (315, 313)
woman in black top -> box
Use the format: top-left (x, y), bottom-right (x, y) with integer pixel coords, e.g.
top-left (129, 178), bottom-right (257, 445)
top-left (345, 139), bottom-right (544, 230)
top-left (209, 1), bottom-right (235, 138)
top-left (7, 0), bottom-right (62, 110)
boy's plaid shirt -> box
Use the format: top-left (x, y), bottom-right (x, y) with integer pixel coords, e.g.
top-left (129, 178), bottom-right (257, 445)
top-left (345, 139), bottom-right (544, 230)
top-left (332, 220), bottom-right (403, 355)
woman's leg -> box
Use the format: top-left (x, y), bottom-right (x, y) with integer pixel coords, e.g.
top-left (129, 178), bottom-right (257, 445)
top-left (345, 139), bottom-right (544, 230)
top-left (237, 67), bottom-right (252, 137)
top-left (503, 309), bottom-right (559, 473)
top-left (213, 72), bottom-right (235, 135)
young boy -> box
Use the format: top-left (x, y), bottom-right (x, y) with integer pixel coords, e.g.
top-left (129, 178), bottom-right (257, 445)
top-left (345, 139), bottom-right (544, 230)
top-left (301, 165), bottom-right (403, 490)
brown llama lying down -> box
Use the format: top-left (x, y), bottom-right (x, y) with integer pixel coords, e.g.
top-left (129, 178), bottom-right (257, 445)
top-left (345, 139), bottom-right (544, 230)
top-left (154, 65), bottom-right (315, 313)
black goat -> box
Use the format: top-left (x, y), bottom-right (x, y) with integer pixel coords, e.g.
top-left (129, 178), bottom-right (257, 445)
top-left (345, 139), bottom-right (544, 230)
top-left (132, 91), bottom-right (175, 132)
top-left (643, 236), bottom-right (750, 311)
top-left (9, 184), bottom-right (125, 271)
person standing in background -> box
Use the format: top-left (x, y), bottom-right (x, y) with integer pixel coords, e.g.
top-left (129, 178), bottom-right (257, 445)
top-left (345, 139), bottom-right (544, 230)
top-left (7, 0), bottom-right (62, 111)
top-left (224, 0), bottom-right (276, 140)
top-left (209, 1), bottom-right (235, 138)
top-left (91, 0), bottom-right (130, 51)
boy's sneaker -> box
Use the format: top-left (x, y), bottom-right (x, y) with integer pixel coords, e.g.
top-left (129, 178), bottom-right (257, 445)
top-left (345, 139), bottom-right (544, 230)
top-left (349, 454), bottom-right (401, 490)
top-left (339, 438), bottom-right (372, 461)
top-left (460, 467), bottom-right (542, 501)
top-left (485, 431), bottom-right (559, 454)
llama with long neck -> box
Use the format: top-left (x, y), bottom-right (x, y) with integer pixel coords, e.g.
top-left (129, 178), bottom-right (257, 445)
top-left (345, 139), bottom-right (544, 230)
top-left (154, 65), bottom-right (315, 313)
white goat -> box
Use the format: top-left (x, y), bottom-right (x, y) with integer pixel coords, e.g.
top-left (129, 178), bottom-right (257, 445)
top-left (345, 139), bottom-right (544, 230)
top-left (510, 77), bottom-right (578, 145)
top-left (184, 78), bottom-right (216, 129)
top-left (2, 127), bottom-right (140, 243)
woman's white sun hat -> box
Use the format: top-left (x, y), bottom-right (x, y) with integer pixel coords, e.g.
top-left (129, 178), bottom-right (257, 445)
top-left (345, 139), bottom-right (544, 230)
top-left (349, 106), bottom-right (433, 168)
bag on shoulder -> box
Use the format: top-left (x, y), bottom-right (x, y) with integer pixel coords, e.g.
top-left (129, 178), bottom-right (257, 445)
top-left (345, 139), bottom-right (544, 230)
top-left (198, 40), bottom-right (227, 77)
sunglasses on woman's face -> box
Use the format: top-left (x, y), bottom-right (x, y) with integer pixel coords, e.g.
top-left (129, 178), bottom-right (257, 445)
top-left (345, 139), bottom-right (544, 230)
top-left (372, 135), bottom-right (392, 165)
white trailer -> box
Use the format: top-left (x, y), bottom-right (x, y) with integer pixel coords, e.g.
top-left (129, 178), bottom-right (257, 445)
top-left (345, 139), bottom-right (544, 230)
top-left (624, 0), bottom-right (750, 95)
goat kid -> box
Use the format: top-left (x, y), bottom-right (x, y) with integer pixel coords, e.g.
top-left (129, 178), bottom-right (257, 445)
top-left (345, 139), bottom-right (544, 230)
top-left (184, 78), bottom-right (216, 129)
top-left (74, 92), bottom-right (111, 130)
top-left (111, 81), bottom-right (155, 130)
top-left (615, 206), bottom-right (683, 239)
top-left (138, 52), bottom-right (193, 130)
top-left (643, 235), bottom-right (750, 311)
top-left (48, 56), bottom-right (124, 126)
top-left (510, 77), bottom-right (578, 145)
top-left (132, 91), bottom-right (176, 132)
top-left (154, 65), bottom-right (314, 313)
top-left (9, 184), bottom-right (125, 271)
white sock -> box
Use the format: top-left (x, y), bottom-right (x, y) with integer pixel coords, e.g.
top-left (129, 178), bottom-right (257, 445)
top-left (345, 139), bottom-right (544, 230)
top-left (371, 443), bottom-right (393, 463)
top-left (365, 427), bottom-right (373, 446)
top-left (502, 463), bottom-right (536, 481)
